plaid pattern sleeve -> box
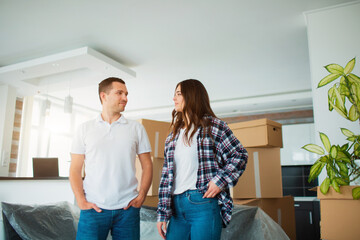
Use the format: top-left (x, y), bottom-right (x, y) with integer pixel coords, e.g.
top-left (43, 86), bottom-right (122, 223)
top-left (211, 119), bottom-right (248, 189)
top-left (156, 132), bottom-right (176, 223)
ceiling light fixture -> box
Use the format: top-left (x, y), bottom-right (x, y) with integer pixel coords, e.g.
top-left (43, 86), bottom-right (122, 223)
top-left (41, 79), bottom-right (51, 116)
top-left (41, 98), bottom-right (51, 116)
top-left (64, 80), bottom-right (73, 113)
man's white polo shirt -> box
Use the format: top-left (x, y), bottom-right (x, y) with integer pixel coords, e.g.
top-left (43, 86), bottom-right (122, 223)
top-left (71, 114), bottom-right (151, 210)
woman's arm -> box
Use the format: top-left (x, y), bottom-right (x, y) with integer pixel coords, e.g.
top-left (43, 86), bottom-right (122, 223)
top-left (211, 122), bottom-right (248, 190)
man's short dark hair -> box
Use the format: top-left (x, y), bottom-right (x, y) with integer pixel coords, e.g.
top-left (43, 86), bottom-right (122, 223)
top-left (98, 77), bottom-right (126, 103)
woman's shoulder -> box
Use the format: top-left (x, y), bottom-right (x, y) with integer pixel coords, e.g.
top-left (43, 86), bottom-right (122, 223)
top-left (165, 131), bottom-right (174, 143)
top-left (207, 116), bottom-right (228, 129)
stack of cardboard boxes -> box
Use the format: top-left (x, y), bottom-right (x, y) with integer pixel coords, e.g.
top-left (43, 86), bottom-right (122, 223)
top-left (228, 119), bottom-right (296, 240)
top-left (135, 119), bottom-right (170, 207)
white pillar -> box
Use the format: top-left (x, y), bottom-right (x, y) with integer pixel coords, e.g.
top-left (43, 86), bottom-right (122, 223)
top-left (305, 2), bottom-right (360, 184)
top-left (0, 84), bottom-right (17, 176)
top-left (17, 96), bottom-right (34, 177)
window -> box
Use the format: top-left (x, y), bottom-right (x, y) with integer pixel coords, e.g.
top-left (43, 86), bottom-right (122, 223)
top-left (24, 96), bottom-right (97, 177)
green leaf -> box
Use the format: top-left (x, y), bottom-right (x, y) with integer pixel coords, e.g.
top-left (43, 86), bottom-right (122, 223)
top-left (334, 87), bottom-right (346, 112)
top-left (328, 98), bottom-right (334, 111)
top-left (355, 143), bottom-right (360, 152)
top-left (329, 101), bottom-right (348, 119)
top-left (318, 73), bottom-right (341, 88)
top-left (328, 86), bottom-right (335, 96)
top-left (355, 143), bottom-right (360, 156)
top-left (337, 161), bottom-right (348, 173)
top-left (348, 73), bottom-right (360, 84)
top-left (340, 170), bottom-right (349, 178)
top-left (330, 145), bottom-right (338, 159)
top-left (326, 164), bottom-right (335, 179)
top-left (320, 178), bottom-right (331, 195)
top-left (344, 58), bottom-right (355, 75)
top-left (331, 180), bottom-right (340, 192)
top-left (328, 86), bottom-right (336, 111)
top-left (319, 132), bottom-right (331, 152)
top-left (340, 76), bottom-right (346, 84)
top-left (353, 187), bottom-right (360, 200)
top-left (308, 161), bottom-right (325, 182)
top-left (308, 162), bottom-right (321, 182)
top-left (341, 128), bottom-right (354, 137)
top-left (347, 136), bottom-right (357, 142)
top-left (335, 177), bottom-right (348, 186)
top-left (340, 143), bottom-right (349, 151)
top-left (319, 155), bottom-right (329, 163)
top-left (325, 64), bottom-right (344, 75)
top-left (350, 83), bottom-right (359, 104)
top-left (349, 105), bottom-right (359, 121)
top-left (302, 144), bottom-right (325, 155)
top-left (339, 83), bottom-right (351, 96)
top-left (335, 151), bottom-right (351, 163)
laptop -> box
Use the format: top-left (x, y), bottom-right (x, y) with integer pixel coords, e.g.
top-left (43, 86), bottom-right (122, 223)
top-left (32, 157), bottom-right (59, 178)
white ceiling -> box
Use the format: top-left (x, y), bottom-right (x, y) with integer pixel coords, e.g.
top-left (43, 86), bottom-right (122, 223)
top-left (0, 0), bottom-right (355, 121)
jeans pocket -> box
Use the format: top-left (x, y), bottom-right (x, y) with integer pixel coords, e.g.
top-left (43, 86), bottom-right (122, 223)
top-left (80, 209), bottom-right (94, 214)
top-left (187, 193), bottom-right (212, 205)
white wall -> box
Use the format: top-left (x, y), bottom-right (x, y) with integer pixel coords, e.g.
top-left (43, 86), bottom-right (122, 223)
top-left (305, 1), bottom-right (360, 183)
top-left (0, 85), bottom-right (16, 176)
top-left (280, 123), bottom-right (318, 166)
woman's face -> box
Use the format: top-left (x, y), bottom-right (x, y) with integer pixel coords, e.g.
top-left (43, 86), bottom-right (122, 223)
top-left (173, 85), bottom-right (184, 112)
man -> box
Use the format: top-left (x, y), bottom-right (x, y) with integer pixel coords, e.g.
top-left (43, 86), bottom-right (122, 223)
top-left (70, 77), bottom-right (153, 240)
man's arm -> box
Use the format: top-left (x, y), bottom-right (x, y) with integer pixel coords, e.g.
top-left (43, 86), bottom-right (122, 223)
top-left (125, 152), bottom-right (153, 209)
top-left (69, 153), bottom-right (101, 212)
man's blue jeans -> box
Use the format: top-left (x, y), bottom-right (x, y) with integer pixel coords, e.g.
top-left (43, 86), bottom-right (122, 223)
top-left (76, 207), bottom-right (140, 240)
top-left (166, 190), bottom-right (222, 240)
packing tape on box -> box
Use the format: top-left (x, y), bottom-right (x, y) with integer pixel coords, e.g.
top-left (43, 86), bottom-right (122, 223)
top-left (154, 132), bottom-right (159, 158)
top-left (253, 151), bottom-right (261, 198)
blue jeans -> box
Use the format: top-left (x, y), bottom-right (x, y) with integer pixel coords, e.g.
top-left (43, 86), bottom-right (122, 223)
top-left (76, 207), bottom-right (140, 240)
top-left (166, 190), bottom-right (222, 240)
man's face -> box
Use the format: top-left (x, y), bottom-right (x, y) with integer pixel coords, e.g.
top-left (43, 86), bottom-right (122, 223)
top-left (102, 82), bottom-right (128, 113)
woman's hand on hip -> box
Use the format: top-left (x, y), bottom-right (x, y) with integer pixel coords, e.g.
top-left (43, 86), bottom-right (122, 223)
top-left (203, 181), bottom-right (221, 198)
top-left (157, 221), bottom-right (167, 239)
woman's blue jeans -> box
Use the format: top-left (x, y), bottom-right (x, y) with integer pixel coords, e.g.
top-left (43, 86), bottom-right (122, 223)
top-left (76, 207), bottom-right (140, 240)
top-left (166, 190), bottom-right (222, 240)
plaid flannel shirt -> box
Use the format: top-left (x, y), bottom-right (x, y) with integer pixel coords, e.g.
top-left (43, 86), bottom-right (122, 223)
top-left (156, 116), bottom-right (248, 226)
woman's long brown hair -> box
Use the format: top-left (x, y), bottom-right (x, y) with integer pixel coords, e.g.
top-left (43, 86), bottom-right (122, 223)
top-left (170, 79), bottom-right (217, 145)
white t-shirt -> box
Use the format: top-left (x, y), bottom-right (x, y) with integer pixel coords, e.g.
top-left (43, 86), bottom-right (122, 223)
top-left (71, 114), bottom-right (151, 210)
top-left (173, 128), bottom-right (199, 194)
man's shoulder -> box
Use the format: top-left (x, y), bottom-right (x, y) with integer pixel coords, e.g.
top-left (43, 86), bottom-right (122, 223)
top-left (125, 118), bottom-right (142, 127)
top-left (124, 118), bottom-right (147, 133)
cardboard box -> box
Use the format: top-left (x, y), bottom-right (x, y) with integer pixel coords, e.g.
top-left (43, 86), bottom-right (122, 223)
top-left (229, 118), bottom-right (283, 148)
top-left (135, 156), bottom-right (164, 196)
top-left (234, 196), bottom-right (296, 240)
top-left (143, 195), bottom-right (159, 208)
top-left (314, 186), bottom-right (360, 240)
top-left (137, 119), bottom-right (171, 158)
top-left (231, 147), bottom-right (283, 198)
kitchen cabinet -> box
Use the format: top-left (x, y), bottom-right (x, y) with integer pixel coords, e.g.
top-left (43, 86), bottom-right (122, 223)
top-left (294, 199), bottom-right (320, 240)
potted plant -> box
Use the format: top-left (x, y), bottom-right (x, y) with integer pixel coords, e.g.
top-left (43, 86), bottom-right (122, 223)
top-left (302, 57), bottom-right (360, 200)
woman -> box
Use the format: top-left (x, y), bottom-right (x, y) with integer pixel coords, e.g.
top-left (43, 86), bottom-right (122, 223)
top-left (156, 79), bottom-right (248, 240)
